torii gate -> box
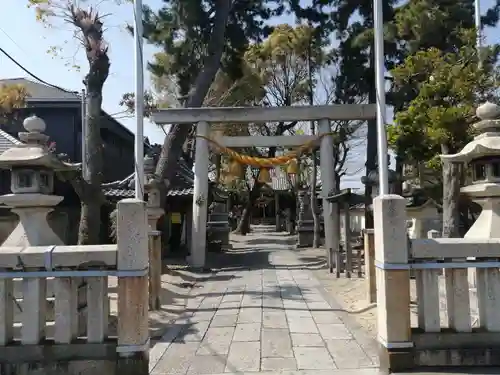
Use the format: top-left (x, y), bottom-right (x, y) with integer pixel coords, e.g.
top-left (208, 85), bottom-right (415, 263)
top-left (152, 104), bottom-right (376, 268)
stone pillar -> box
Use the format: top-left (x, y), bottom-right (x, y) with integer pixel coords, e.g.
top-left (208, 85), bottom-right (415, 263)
top-left (275, 191), bottom-right (280, 232)
top-left (285, 208), bottom-right (292, 233)
top-left (343, 200), bottom-right (352, 277)
top-left (116, 198), bottom-right (149, 374)
top-left (364, 229), bottom-right (376, 303)
top-left (297, 190), bottom-right (314, 247)
top-left (186, 209), bottom-right (193, 252)
top-left (191, 121), bottom-right (210, 269)
top-left (319, 119), bottom-right (338, 268)
top-left (374, 195), bottom-right (412, 371)
top-left (144, 155), bottom-right (164, 310)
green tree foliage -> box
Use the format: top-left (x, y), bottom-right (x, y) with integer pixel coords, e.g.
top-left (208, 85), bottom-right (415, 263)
top-left (389, 30), bottom-right (499, 163)
top-left (387, 0), bottom-right (500, 111)
top-left (239, 23), bottom-right (327, 147)
top-left (142, 0), bottom-right (284, 97)
top-left (290, 0), bottom-right (400, 103)
top-left (244, 24), bottom-right (325, 107)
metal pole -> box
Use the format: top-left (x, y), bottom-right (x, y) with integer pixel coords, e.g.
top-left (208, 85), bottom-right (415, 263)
top-left (373, 0), bottom-right (389, 195)
top-left (134, 0), bottom-right (145, 199)
top-left (475, 0), bottom-right (482, 68)
top-left (80, 89), bottom-right (87, 177)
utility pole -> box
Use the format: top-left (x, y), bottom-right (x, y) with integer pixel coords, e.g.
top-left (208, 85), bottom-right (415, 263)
top-left (134, 0), bottom-right (145, 199)
top-left (373, 0), bottom-right (389, 195)
top-left (475, 0), bottom-right (482, 68)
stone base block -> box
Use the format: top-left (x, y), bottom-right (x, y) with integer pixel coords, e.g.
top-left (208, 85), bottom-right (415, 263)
top-left (378, 335), bottom-right (500, 371)
top-left (1, 360), bottom-right (117, 375)
top-left (378, 345), bottom-right (414, 372)
top-left (297, 231), bottom-right (314, 247)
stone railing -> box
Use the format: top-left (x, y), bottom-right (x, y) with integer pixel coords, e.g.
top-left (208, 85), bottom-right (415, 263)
top-left (0, 199), bottom-right (149, 374)
top-left (375, 195), bottom-right (500, 371)
top-left (410, 236), bottom-right (500, 363)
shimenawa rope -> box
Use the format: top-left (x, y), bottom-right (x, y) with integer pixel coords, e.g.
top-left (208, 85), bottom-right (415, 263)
top-left (196, 132), bottom-right (335, 168)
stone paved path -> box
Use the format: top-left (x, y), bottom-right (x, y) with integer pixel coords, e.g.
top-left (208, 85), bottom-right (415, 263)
top-left (149, 230), bottom-right (382, 375)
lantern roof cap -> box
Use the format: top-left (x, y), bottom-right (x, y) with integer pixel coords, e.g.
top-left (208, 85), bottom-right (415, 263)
top-left (361, 168), bottom-right (400, 186)
top-left (0, 115), bottom-right (77, 171)
top-left (441, 102), bottom-right (500, 164)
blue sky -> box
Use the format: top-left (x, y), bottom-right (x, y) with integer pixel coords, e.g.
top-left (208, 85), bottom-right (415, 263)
top-left (0, 0), bottom-right (498, 188)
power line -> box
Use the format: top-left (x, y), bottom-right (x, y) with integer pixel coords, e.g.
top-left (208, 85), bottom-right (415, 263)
top-left (0, 46), bottom-right (77, 94)
top-left (0, 25), bottom-right (28, 57)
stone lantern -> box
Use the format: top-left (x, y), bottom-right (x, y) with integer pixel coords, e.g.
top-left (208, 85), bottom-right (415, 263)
top-left (441, 102), bottom-right (500, 287)
top-left (144, 154), bottom-right (163, 219)
top-left (207, 182), bottom-right (231, 251)
top-left (296, 188), bottom-right (315, 247)
top-left (144, 153), bottom-right (164, 248)
top-left (0, 115), bottom-right (76, 246)
top-left (441, 102), bottom-right (500, 238)
top-left (361, 167), bottom-right (401, 199)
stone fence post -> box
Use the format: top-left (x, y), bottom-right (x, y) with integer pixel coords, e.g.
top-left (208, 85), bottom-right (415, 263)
top-left (146, 186), bottom-right (164, 311)
top-left (116, 198), bottom-right (149, 375)
top-left (363, 228), bottom-right (376, 303)
top-left (374, 195), bottom-right (412, 372)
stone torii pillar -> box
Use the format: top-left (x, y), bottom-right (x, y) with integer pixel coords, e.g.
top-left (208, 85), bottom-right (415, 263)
top-left (190, 121), bottom-right (210, 269)
top-left (319, 119), bottom-right (338, 269)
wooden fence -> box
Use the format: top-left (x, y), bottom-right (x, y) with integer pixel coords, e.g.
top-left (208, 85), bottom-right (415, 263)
top-left (0, 198), bottom-right (149, 375)
top-left (374, 195), bottom-right (500, 371)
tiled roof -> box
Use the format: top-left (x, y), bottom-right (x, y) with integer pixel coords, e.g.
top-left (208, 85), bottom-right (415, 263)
top-left (0, 129), bottom-right (22, 154)
top-left (0, 78), bottom-right (79, 101)
top-left (102, 188), bottom-right (134, 198)
top-left (350, 203), bottom-right (365, 210)
top-left (327, 190), bottom-right (366, 209)
top-left (104, 187), bottom-right (194, 198)
top-left (103, 158), bottom-right (195, 199)
top-left (348, 193), bottom-right (437, 211)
